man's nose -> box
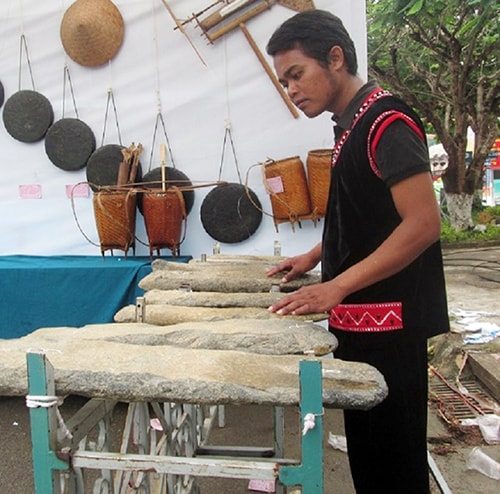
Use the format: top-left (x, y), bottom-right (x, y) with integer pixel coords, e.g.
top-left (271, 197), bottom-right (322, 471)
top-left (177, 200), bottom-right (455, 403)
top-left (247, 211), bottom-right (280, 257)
top-left (287, 81), bottom-right (298, 98)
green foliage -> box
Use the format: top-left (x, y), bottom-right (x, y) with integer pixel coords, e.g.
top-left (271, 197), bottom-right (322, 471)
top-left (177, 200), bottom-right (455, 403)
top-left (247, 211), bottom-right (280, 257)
top-left (486, 206), bottom-right (500, 217)
top-left (367, 0), bottom-right (500, 228)
top-left (367, 0), bottom-right (500, 116)
top-left (441, 206), bottom-right (500, 244)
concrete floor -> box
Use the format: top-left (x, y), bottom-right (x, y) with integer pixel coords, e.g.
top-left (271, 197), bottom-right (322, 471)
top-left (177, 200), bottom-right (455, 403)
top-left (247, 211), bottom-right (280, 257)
top-left (1, 395), bottom-right (500, 493)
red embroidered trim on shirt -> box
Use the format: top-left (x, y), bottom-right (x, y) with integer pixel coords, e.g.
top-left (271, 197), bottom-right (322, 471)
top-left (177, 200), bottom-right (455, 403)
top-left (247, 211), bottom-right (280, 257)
top-left (331, 88), bottom-right (391, 167)
top-left (329, 302), bottom-right (403, 332)
top-left (367, 110), bottom-right (425, 178)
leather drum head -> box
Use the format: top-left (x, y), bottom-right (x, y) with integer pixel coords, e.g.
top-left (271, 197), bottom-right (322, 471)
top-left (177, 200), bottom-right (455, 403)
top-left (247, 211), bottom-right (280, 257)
top-left (2, 90), bottom-right (54, 143)
top-left (45, 117), bottom-right (96, 171)
top-left (200, 182), bottom-right (262, 244)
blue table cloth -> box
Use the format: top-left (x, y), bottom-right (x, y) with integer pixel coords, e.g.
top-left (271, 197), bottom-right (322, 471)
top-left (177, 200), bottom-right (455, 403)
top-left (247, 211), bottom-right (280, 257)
top-left (0, 255), bottom-right (191, 339)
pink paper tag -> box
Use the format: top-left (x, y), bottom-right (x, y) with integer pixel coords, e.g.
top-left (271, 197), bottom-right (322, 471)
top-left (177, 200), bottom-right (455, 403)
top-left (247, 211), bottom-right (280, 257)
top-left (150, 418), bottom-right (163, 431)
top-left (19, 184), bottom-right (42, 199)
top-left (266, 176), bottom-right (284, 194)
top-left (248, 479), bottom-right (276, 493)
top-left (66, 183), bottom-right (90, 198)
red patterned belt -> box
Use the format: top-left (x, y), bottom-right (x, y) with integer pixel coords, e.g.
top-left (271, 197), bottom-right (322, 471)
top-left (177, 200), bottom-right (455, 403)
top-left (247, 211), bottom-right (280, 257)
top-left (329, 302), bottom-right (403, 332)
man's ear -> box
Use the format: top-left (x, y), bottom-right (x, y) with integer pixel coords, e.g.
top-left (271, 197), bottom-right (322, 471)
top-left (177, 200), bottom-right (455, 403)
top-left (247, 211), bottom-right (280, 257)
top-left (328, 45), bottom-right (344, 69)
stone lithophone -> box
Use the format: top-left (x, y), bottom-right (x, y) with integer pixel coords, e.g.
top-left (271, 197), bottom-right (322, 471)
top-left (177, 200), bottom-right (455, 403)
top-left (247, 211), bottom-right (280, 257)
top-left (139, 259), bottom-right (321, 293)
top-left (114, 292), bottom-right (327, 324)
top-left (120, 255), bottom-right (327, 324)
top-left (0, 322), bottom-right (387, 409)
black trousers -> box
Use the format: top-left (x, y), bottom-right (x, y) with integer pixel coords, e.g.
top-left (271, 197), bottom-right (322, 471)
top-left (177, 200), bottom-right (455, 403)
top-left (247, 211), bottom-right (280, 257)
top-left (332, 328), bottom-right (430, 494)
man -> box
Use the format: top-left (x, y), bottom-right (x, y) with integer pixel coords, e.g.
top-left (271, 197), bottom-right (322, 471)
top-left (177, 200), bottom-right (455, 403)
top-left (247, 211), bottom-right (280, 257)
top-left (266, 10), bottom-right (449, 493)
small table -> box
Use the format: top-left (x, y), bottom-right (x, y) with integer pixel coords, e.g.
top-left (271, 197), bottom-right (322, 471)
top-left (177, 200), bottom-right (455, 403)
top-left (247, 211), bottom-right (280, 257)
top-left (0, 255), bottom-right (190, 338)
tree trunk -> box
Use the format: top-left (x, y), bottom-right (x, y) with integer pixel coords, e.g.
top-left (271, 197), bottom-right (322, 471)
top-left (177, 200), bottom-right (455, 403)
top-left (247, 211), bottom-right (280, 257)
top-left (445, 192), bottom-right (474, 230)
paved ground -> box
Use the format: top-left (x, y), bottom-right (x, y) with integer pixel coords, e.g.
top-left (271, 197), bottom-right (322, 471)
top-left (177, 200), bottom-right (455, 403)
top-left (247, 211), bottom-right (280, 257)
top-left (1, 246), bottom-right (499, 493)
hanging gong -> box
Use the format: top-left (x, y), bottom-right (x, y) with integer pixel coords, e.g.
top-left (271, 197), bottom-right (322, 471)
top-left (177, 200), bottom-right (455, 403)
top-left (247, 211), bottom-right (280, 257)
top-left (86, 144), bottom-right (142, 191)
top-left (2, 89), bottom-right (54, 142)
top-left (138, 167), bottom-right (195, 215)
top-left (45, 117), bottom-right (96, 171)
top-left (200, 182), bottom-right (262, 244)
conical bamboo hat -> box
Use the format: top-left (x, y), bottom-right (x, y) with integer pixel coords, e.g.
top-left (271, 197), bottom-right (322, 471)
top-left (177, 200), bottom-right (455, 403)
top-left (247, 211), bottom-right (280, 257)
top-left (60, 0), bottom-right (124, 67)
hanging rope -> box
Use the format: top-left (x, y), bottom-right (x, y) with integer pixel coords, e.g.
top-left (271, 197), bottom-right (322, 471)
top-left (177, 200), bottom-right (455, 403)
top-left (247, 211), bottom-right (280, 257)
top-left (148, 112), bottom-right (176, 172)
top-left (218, 120), bottom-right (242, 183)
top-left (100, 88), bottom-right (123, 146)
top-left (147, 0), bottom-right (177, 173)
top-left (17, 33), bottom-right (35, 91)
top-left (61, 63), bottom-right (79, 119)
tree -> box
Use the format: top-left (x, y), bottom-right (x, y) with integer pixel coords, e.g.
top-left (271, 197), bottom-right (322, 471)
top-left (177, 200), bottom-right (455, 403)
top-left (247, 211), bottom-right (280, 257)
top-left (366, 0), bottom-right (500, 230)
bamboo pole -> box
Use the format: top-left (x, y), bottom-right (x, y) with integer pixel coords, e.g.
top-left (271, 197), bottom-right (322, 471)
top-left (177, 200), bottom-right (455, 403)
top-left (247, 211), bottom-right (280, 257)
top-left (239, 23), bottom-right (299, 119)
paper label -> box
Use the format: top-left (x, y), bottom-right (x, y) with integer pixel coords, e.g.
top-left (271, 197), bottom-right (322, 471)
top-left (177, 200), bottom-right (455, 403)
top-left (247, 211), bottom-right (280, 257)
top-left (19, 184), bottom-right (42, 199)
top-left (266, 176), bottom-right (284, 194)
top-left (248, 479), bottom-right (276, 493)
top-left (66, 183), bottom-right (90, 198)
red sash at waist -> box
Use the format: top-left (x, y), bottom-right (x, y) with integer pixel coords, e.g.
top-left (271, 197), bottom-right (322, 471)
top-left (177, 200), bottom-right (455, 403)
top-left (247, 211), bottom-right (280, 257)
top-left (329, 302), bottom-right (403, 332)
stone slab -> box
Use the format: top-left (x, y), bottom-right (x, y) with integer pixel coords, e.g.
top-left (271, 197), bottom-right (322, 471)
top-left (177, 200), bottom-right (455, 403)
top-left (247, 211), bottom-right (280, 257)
top-left (137, 289), bottom-right (287, 308)
top-left (114, 303), bottom-right (328, 325)
top-left (189, 254), bottom-right (287, 265)
top-left (104, 319), bottom-right (337, 355)
top-left (141, 260), bottom-right (321, 293)
top-left (0, 322), bottom-right (387, 409)
top-left (468, 352), bottom-right (500, 402)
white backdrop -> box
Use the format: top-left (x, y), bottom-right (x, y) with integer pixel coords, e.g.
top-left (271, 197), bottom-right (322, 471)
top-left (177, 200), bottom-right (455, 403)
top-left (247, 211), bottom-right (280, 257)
top-left (0, 0), bottom-right (366, 258)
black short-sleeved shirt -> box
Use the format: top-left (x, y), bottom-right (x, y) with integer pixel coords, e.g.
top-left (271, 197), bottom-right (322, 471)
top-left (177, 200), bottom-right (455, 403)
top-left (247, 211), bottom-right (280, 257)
top-left (333, 81), bottom-right (430, 187)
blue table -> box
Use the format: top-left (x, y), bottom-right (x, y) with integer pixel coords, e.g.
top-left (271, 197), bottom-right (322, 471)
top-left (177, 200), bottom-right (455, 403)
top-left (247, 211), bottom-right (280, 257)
top-left (0, 255), bottom-right (191, 339)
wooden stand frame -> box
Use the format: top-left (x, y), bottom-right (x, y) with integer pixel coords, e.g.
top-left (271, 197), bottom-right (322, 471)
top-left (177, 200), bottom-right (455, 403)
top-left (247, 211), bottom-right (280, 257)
top-left (27, 352), bottom-right (325, 493)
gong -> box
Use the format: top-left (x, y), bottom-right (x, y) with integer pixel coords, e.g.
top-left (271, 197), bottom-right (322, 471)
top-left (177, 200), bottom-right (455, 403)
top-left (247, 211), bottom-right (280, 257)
top-left (200, 182), bottom-right (262, 244)
top-left (45, 117), bottom-right (96, 171)
top-left (86, 144), bottom-right (142, 191)
top-left (3, 89), bottom-right (54, 143)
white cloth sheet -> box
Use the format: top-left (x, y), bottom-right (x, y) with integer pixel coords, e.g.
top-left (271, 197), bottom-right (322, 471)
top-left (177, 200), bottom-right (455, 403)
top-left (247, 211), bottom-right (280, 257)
top-left (0, 0), bottom-right (367, 258)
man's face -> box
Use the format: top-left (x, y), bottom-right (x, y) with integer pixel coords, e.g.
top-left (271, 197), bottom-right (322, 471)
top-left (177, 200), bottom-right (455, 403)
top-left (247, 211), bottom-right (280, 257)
top-left (274, 47), bottom-right (339, 118)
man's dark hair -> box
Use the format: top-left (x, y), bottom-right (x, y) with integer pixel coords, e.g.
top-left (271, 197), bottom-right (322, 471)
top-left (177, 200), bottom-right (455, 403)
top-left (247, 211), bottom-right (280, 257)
top-left (266, 9), bottom-right (358, 76)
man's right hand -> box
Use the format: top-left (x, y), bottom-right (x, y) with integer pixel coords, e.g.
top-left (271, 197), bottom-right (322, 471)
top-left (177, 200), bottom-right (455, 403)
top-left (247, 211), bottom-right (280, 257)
top-left (266, 244), bottom-right (321, 283)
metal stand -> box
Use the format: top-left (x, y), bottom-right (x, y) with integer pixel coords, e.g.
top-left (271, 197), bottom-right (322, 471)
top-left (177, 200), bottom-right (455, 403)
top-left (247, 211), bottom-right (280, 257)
top-left (27, 352), bottom-right (324, 494)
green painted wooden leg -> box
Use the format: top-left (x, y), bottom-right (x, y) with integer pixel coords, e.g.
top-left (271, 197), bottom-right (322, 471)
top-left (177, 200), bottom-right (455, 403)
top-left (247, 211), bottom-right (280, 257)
top-left (27, 352), bottom-right (69, 494)
top-left (279, 359), bottom-right (324, 493)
